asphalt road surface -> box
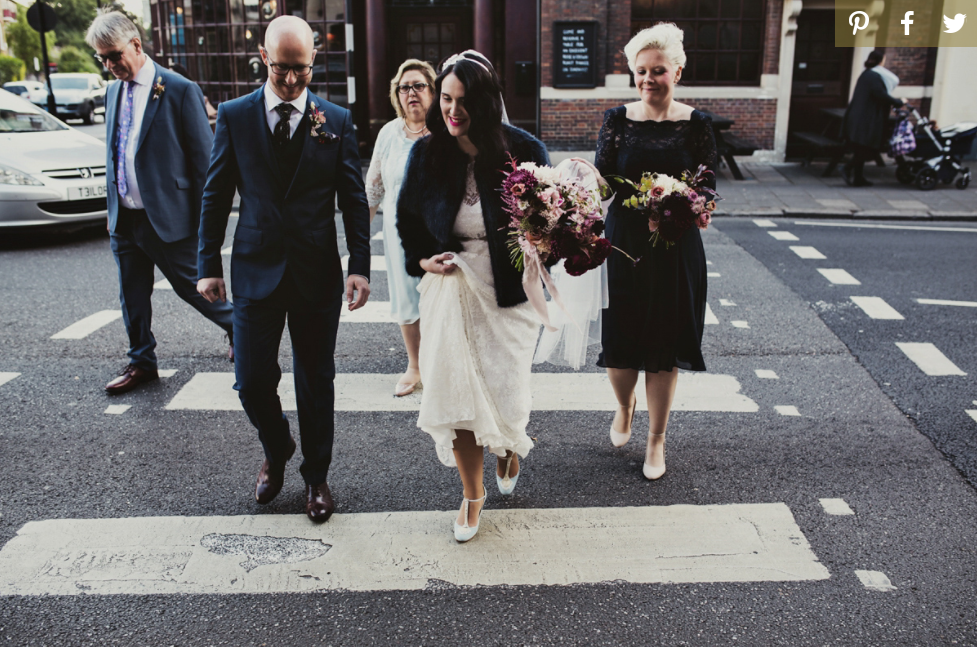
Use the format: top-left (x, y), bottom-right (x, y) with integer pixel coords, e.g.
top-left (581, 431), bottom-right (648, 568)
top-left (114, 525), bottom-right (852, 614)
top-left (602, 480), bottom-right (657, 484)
top-left (0, 216), bottom-right (975, 645)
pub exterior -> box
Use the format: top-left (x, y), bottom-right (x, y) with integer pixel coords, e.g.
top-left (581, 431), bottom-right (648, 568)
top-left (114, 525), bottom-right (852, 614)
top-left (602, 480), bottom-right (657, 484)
top-left (146, 0), bottom-right (974, 161)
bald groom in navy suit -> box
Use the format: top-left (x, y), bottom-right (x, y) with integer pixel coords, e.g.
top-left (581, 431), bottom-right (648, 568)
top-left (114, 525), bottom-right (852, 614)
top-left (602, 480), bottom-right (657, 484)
top-left (86, 10), bottom-right (234, 396)
top-left (197, 16), bottom-right (372, 523)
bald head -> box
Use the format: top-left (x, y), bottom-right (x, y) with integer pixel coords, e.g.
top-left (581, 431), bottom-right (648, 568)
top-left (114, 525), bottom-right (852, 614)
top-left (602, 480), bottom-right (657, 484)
top-left (263, 16), bottom-right (314, 58)
top-left (260, 16), bottom-right (316, 102)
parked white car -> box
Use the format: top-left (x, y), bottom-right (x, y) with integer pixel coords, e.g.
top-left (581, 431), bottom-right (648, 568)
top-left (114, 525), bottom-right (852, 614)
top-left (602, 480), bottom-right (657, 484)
top-left (3, 80), bottom-right (49, 109)
top-left (49, 73), bottom-right (107, 124)
top-left (0, 89), bottom-right (108, 229)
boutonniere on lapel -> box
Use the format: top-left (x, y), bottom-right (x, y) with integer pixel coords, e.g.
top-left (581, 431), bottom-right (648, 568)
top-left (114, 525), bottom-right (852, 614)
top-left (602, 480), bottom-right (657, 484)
top-left (152, 76), bottom-right (165, 100)
top-left (309, 102), bottom-right (338, 143)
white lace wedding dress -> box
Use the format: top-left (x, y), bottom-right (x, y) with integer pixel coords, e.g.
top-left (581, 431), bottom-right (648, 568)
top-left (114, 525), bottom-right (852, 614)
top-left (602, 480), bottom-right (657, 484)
top-left (417, 164), bottom-right (541, 467)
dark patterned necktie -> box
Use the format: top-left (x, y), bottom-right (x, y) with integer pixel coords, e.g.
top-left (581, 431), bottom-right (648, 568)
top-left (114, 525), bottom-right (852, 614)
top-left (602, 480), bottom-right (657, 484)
top-left (273, 102), bottom-right (294, 147)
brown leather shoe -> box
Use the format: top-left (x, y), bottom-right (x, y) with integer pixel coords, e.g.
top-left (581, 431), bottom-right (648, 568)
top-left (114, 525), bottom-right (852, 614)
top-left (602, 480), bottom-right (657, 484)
top-left (305, 481), bottom-right (335, 523)
top-left (105, 365), bottom-right (159, 395)
top-left (254, 436), bottom-right (297, 505)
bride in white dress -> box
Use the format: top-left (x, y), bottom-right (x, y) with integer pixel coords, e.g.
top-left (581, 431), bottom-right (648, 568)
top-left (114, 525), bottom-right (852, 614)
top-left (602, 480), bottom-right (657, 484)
top-left (395, 51), bottom-right (550, 542)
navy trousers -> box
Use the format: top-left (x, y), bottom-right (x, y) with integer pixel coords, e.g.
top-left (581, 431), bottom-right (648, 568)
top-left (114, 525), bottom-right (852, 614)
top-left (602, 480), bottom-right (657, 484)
top-left (233, 269), bottom-right (343, 486)
top-left (110, 207), bottom-right (234, 370)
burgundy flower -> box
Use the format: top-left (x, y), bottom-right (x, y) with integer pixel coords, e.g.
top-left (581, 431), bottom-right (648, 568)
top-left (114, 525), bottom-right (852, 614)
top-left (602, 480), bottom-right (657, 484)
top-left (656, 194), bottom-right (697, 244)
top-left (564, 238), bottom-right (612, 276)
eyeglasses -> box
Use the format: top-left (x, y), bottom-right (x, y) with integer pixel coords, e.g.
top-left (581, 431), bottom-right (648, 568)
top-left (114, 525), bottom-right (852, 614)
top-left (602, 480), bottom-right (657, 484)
top-left (397, 82), bottom-right (431, 95)
top-left (95, 40), bottom-right (134, 65)
top-left (261, 48), bottom-right (314, 77)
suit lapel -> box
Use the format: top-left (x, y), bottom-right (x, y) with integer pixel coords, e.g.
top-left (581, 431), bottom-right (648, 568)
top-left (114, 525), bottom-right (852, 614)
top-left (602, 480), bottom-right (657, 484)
top-left (105, 82), bottom-right (119, 174)
top-left (251, 87), bottom-right (283, 191)
top-left (135, 62), bottom-right (163, 154)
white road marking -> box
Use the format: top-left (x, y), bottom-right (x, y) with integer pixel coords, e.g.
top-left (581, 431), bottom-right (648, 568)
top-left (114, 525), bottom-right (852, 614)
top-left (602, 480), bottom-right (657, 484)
top-left (104, 405), bottom-right (131, 415)
top-left (754, 219), bottom-right (777, 227)
top-left (775, 405), bottom-right (801, 416)
top-left (916, 298), bottom-right (977, 308)
top-left (705, 303), bottom-right (719, 325)
top-left (158, 369), bottom-right (178, 378)
top-left (789, 246), bottom-right (826, 260)
top-left (731, 321), bottom-right (750, 329)
top-left (719, 299), bottom-right (736, 307)
top-left (371, 231), bottom-right (383, 240)
top-left (794, 221), bottom-right (977, 234)
top-left (0, 503), bottom-right (829, 596)
top-left (855, 570), bottom-right (897, 592)
top-left (768, 231), bottom-right (799, 241)
top-left (816, 198), bottom-right (857, 210)
top-left (340, 256), bottom-right (389, 272)
top-left (819, 498), bottom-right (854, 516)
top-left (886, 199), bottom-right (927, 210)
top-left (51, 311), bottom-right (123, 340)
top-left (166, 372), bottom-right (759, 413)
top-left (896, 343), bottom-right (967, 376)
top-left (0, 372), bottom-right (20, 388)
top-left (707, 272), bottom-right (721, 278)
top-left (154, 279), bottom-right (172, 290)
top-left (220, 245), bottom-right (232, 255)
top-left (818, 269), bottom-right (861, 285)
top-left (966, 410), bottom-right (977, 424)
top-left (706, 260), bottom-right (714, 265)
top-left (339, 302), bottom-right (394, 323)
top-left (755, 370), bottom-right (779, 379)
top-left (850, 296), bottom-right (904, 320)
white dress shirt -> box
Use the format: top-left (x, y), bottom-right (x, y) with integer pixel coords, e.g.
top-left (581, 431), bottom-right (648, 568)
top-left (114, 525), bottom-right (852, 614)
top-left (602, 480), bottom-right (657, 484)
top-left (119, 55), bottom-right (157, 210)
top-left (263, 84), bottom-right (308, 138)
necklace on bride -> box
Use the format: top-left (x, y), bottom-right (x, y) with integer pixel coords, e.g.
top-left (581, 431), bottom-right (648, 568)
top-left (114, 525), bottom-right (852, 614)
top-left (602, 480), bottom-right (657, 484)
top-left (403, 118), bottom-right (428, 135)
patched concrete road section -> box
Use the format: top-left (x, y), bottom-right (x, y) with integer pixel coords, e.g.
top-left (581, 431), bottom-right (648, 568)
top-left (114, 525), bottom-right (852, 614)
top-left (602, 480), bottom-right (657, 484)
top-left (0, 503), bottom-right (827, 596)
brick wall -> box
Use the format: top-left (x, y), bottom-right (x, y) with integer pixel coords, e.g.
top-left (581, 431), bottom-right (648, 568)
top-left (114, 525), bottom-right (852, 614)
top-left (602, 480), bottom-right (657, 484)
top-left (883, 47), bottom-right (938, 86)
top-left (762, 0), bottom-right (782, 75)
top-left (541, 97), bottom-right (777, 151)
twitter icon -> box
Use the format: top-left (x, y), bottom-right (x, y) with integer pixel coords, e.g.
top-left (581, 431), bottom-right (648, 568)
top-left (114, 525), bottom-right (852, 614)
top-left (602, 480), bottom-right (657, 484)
top-left (944, 13), bottom-right (967, 33)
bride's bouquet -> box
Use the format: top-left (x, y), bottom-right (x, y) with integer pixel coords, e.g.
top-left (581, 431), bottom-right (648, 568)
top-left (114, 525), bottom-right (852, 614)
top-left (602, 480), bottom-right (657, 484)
top-left (500, 157), bottom-right (612, 331)
top-left (613, 164), bottom-right (719, 249)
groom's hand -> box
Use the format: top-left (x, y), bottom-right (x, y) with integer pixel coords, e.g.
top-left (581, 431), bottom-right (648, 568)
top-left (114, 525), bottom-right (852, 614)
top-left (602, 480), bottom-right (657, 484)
top-left (346, 275), bottom-right (370, 311)
top-left (197, 278), bottom-right (227, 303)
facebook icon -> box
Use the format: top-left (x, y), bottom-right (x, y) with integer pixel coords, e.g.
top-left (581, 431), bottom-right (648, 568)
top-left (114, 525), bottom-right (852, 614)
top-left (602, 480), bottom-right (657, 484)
top-left (902, 10), bottom-right (914, 35)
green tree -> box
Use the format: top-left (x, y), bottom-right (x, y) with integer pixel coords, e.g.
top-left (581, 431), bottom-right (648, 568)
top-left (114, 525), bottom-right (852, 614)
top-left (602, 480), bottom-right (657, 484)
top-left (51, 0), bottom-right (99, 51)
top-left (6, 6), bottom-right (51, 75)
top-left (0, 55), bottom-right (26, 83)
top-left (56, 45), bottom-right (99, 73)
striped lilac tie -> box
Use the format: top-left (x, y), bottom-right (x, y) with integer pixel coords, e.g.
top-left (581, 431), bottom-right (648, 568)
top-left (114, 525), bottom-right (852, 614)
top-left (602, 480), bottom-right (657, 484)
top-left (116, 81), bottom-right (134, 199)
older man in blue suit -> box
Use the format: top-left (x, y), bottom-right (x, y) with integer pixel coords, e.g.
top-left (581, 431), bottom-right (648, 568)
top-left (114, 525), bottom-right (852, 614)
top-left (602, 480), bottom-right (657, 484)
top-left (86, 11), bottom-right (234, 395)
top-left (197, 16), bottom-right (371, 523)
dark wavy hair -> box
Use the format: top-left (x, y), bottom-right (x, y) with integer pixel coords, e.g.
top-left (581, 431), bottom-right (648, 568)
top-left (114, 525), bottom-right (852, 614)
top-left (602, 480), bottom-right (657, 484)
top-left (424, 54), bottom-right (508, 177)
top-left (865, 49), bottom-right (885, 68)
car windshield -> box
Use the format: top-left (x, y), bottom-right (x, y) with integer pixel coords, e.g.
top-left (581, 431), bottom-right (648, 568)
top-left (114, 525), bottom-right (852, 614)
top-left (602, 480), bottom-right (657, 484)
top-left (0, 106), bottom-right (67, 133)
top-left (4, 85), bottom-right (27, 95)
top-left (50, 78), bottom-right (90, 90)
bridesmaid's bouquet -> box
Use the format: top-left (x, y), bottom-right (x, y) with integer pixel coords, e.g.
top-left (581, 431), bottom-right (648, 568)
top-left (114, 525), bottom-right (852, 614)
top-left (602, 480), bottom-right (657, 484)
top-left (613, 165), bottom-right (719, 249)
top-left (501, 158), bottom-right (612, 277)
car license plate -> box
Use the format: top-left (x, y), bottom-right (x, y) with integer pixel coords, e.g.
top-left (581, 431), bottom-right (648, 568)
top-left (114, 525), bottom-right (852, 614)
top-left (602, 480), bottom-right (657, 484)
top-left (68, 185), bottom-right (107, 201)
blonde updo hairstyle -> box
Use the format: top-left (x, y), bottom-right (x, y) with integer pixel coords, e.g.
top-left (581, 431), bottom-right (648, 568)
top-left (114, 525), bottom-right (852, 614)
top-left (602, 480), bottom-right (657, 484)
top-left (624, 22), bottom-right (687, 73)
top-left (389, 58), bottom-right (437, 118)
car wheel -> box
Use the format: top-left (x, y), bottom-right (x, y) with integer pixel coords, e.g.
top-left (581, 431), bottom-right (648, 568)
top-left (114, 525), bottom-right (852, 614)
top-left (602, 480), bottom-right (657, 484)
top-left (82, 103), bottom-right (94, 125)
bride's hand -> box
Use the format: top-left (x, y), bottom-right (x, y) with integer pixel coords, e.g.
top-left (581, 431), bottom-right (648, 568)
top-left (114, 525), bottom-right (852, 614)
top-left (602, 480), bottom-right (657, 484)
top-left (420, 253), bottom-right (457, 275)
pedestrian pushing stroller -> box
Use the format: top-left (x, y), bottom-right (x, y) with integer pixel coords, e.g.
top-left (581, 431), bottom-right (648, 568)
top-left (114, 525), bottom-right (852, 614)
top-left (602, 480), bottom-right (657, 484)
top-left (892, 106), bottom-right (975, 190)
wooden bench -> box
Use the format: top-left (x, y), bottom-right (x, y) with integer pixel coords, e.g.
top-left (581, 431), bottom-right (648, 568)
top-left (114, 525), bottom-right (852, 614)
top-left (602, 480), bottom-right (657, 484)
top-left (715, 133), bottom-right (759, 180)
top-left (793, 131), bottom-right (846, 176)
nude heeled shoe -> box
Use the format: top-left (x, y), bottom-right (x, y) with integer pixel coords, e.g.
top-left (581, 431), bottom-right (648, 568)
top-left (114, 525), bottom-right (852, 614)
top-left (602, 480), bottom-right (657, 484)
top-left (610, 394), bottom-right (637, 448)
top-left (643, 432), bottom-right (666, 480)
top-left (497, 453), bottom-right (519, 495)
top-left (454, 491), bottom-right (487, 543)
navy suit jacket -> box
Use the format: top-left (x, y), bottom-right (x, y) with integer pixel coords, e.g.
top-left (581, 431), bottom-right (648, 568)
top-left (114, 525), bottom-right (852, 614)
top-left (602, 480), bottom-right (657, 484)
top-left (197, 86), bottom-right (371, 303)
top-left (105, 60), bottom-right (214, 243)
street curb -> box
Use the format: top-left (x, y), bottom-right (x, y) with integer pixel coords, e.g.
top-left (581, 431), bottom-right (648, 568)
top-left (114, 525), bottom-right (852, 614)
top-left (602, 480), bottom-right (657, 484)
top-left (714, 208), bottom-right (977, 221)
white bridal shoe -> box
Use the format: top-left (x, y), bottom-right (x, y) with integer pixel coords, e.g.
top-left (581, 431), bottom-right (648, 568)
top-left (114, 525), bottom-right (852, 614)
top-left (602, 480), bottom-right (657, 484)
top-left (497, 453), bottom-right (519, 495)
top-left (610, 394), bottom-right (637, 448)
top-left (643, 432), bottom-right (666, 480)
top-left (454, 492), bottom-right (486, 543)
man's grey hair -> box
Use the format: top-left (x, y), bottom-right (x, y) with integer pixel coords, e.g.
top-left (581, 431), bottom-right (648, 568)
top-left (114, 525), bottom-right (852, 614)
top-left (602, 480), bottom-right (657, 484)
top-left (85, 9), bottom-right (141, 51)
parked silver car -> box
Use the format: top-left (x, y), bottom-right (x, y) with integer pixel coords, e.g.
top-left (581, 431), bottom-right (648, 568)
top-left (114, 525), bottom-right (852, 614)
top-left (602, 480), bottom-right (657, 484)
top-left (50, 73), bottom-right (107, 124)
top-left (3, 80), bottom-right (49, 109)
top-left (0, 89), bottom-right (108, 229)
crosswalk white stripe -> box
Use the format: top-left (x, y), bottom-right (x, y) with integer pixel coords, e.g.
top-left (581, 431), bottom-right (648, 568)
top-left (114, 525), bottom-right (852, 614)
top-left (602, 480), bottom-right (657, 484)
top-left (768, 231), bottom-right (799, 241)
top-left (705, 303), bottom-right (719, 325)
top-left (341, 256), bottom-right (389, 272)
top-left (755, 370), bottom-right (778, 379)
top-left (775, 405), bottom-right (800, 416)
top-left (818, 269), bottom-right (861, 285)
top-left (789, 246), bottom-right (826, 260)
top-left (339, 302), bottom-right (394, 323)
top-left (896, 342), bottom-right (967, 376)
top-left (731, 321), bottom-right (750, 329)
top-left (707, 272), bottom-right (721, 278)
top-left (371, 231), bottom-right (383, 240)
top-left (0, 372), bottom-right (20, 388)
top-left (719, 299), bottom-right (736, 307)
top-left (104, 404), bottom-right (131, 415)
top-left (855, 570), bottom-right (897, 592)
top-left (0, 503), bottom-right (829, 596)
top-left (753, 219), bottom-right (777, 227)
top-left (794, 221), bottom-right (977, 234)
top-left (850, 296), bottom-right (904, 320)
top-left (165, 372), bottom-right (759, 413)
top-left (916, 298), bottom-right (977, 308)
top-left (51, 311), bottom-right (122, 340)
top-left (819, 498), bottom-right (854, 515)
top-left (966, 410), bottom-right (977, 424)
top-left (154, 279), bottom-right (173, 290)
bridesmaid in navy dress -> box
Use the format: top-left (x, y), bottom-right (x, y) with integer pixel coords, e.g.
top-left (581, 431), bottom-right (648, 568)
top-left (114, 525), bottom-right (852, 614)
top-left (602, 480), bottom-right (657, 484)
top-left (595, 23), bottom-right (717, 480)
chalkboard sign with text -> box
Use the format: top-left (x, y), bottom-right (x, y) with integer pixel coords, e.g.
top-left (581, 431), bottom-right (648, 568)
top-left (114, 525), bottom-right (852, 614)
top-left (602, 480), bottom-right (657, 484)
top-left (554, 21), bottom-right (597, 89)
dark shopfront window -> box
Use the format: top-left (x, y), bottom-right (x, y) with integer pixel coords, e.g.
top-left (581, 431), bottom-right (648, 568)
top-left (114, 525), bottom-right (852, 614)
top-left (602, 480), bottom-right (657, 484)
top-left (632, 0), bottom-right (765, 85)
top-left (150, 0), bottom-right (349, 106)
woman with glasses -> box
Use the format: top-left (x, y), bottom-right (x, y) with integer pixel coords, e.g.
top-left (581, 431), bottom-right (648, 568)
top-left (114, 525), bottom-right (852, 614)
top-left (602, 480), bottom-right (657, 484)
top-left (365, 59), bottom-right (436, 396)
top-left (397, 52), bottom-right (549, 542)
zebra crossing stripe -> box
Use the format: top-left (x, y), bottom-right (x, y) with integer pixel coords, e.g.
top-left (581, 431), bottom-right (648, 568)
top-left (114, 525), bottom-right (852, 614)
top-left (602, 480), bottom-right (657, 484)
top-left (341, 256), bottom-right (389, 272)
top-left (0, 503), bottom-right (828, 596)
top-left (0, 372), bottom-right (20, 388)
top-left (705, 303), bottom-right (719, 325)
top-left (51, 311), bottom-right (122, 340)
top-left (896, 343), bottom-right (967, 376)
top-left (165, 372), bottom-right (759, 413)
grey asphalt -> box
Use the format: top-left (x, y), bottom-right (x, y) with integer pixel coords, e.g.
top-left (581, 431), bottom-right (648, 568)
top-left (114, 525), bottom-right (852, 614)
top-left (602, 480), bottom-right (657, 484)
top-left (1, 214), bottom-right (976, 645)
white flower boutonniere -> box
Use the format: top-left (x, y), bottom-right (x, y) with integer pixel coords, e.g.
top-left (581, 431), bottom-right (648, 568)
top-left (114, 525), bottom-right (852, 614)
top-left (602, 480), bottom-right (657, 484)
top-left (152, 76), bottom-right (165, 100)
top-left (309, 102), bottom-right (338, 143)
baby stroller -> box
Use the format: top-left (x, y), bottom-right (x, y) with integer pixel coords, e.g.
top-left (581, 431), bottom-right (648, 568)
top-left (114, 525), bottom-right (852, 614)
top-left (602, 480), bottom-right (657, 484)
top-left (892, 106), bottom-right (975, 190)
